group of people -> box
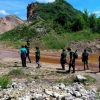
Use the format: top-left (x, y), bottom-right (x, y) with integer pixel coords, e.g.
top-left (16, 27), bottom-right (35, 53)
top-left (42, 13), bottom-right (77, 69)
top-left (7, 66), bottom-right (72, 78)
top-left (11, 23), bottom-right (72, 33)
top-left (18, 43), bottom-right (100, 73)
top-left (60, 48), bottom-right (90, 73)
top-left (18, 45), bottom-right (41, 68)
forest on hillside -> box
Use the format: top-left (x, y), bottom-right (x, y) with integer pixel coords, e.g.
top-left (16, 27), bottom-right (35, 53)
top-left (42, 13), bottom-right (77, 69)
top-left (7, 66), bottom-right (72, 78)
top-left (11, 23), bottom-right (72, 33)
top-left (0, 0), bottom-right (100, 49)
top-left (34, 0), bottom-right (100, 33)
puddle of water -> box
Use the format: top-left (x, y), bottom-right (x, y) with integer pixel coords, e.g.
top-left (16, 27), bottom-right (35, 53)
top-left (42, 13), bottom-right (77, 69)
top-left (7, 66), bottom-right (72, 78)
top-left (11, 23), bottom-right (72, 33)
top-left (0, 52), bottom-right (19, 58)
top-left (0, 50), bottom-right (99, 71)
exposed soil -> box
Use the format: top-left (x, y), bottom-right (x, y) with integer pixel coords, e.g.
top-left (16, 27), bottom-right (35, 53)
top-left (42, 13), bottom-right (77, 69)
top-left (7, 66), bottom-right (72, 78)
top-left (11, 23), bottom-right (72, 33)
top-left (0, 47), bottom-right (100, 91)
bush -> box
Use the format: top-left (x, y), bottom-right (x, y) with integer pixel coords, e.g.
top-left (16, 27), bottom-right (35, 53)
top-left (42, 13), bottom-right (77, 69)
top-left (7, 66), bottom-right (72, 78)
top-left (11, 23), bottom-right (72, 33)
top-left (0, 75), bottom-right (11, 89)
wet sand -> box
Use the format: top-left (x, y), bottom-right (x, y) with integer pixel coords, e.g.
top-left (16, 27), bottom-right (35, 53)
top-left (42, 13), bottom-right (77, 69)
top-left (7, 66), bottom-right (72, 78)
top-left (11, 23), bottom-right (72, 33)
top-left (0, 49), bottom-right (99, 71)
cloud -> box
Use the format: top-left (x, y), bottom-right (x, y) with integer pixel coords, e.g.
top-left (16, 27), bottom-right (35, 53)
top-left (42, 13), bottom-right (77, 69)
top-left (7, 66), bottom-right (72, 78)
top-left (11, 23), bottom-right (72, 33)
top-left (37, 0), bottom-right (55, 3)
top-left (0, 10), bottom-right (9, 15)
top-left (93, 11), bottom-right (100, 14)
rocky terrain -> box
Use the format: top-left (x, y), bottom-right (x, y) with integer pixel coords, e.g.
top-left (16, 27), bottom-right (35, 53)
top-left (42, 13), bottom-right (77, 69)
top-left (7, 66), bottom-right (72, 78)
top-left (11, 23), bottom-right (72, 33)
top-left (27, 3), bottom-right (38, 20)
top-left (0, 15), bottom-right (24, 34)
top-left (0, 47), bottom-right (100, 99)
top-left (68, 38), bottom-right (100, 54)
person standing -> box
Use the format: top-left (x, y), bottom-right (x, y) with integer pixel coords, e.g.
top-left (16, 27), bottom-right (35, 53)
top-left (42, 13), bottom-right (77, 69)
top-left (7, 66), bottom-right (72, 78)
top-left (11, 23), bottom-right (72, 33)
top-left (99, 56), bottom-right (100, 72)
top-left (60, 48), bottom-right (67, 70)
top-left (26, 39), bottom-right (30, 48)
top-left (82, 49), bottom-right (89, 70)
top-left (35, 47), bottom-right (41, 68)
top-left (67, 48), bottom-right (76, 73)
top-left (25, 45), bottom-right (31, 63)
top-left (18, 45), bottom-right (27, 67)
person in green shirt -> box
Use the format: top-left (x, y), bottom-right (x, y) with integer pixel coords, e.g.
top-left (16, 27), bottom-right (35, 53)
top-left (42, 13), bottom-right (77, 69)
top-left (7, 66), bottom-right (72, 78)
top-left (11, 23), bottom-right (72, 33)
top-left (60, 48), bottom-right (67, 70)
top-left (35, 47), bottom-right (41, 68)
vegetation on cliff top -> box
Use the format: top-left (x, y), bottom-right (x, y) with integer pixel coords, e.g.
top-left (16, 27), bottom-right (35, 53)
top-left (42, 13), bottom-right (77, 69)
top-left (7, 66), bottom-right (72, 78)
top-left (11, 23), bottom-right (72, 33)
top-left (0, 0), bottom-right (100, 49)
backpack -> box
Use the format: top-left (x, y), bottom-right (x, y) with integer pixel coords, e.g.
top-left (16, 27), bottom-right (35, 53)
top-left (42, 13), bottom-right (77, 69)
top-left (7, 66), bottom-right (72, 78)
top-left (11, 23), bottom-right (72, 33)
top-left (74, 52), bottom-right (78, 59)
top-left (83, 52), bottom-right (88, 58)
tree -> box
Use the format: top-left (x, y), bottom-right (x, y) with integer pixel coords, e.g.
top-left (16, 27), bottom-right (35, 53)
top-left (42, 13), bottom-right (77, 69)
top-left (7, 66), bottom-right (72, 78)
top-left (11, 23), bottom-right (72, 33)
top-left (82, 9), bottom-right (89, 28)
top-left (55, 12), bottom-right (68, 26)
top-left (71, 14), bottom-right (85, 31)
top-left (89, 13), bottom-right (97, 28)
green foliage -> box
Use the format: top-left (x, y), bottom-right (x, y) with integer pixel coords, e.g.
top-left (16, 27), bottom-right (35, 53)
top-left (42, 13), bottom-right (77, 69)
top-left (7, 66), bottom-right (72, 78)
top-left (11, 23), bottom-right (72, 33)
top-left (83, 75), bottom-right (96, 85)
top-left (29, 19), bottom-right (41, 26)
top-left (82, 9), bottom-right (90, 28)
top-left (96, 92), bottom-right (100, 99)
top-left (0, 0), bottom-right (100, 49)
top-left (35, 0), bottom-right (82, 21)
top-left (56, 75), bottom-right (75, 86)
top-left (0, 75), bottom-right (11, 89)
top-left (0, 25), bottom-right (37, 41)
top-left (40, 30), bottom-right (100, 49)
top-left (71, 14), bottom-right (86, 31)
top-left (34, 75), bottom-right (39, 79)
top-left (9, 68), bottom-right (23, 76)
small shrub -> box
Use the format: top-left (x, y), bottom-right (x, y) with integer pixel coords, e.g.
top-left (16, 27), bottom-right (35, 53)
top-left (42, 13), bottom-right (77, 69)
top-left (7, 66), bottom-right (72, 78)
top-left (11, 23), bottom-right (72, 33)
top-left (9, 68), bottom-right (23, 75)
top-left (96, 92), bottom-right (100, 99)
top-left (84, 75), bottom-right (96, 83)
top-left (0, 75), bottom-right (11, 89)
top-left (34, 75), bottom-right (39, 79)
top-left (57, 79), bottom-right (62, 83)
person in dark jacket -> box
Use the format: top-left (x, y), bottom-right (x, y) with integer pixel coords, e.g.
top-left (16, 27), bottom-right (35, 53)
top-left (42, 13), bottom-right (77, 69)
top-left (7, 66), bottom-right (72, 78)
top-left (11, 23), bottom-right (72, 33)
top-left (60, 48), bottom-right (67, 70)
top-left (26, 39), bottom-right (30, 48)
top-left (35, 47), bottom-right (41, 68)
top-left (25, 45), bottom-right (31, 63)
top-left (82, 49), bottom-right (89, 70)
top-left (67, 48), bottom-right (76, 73)
top-left (18, 45), bottom-right (27, 67)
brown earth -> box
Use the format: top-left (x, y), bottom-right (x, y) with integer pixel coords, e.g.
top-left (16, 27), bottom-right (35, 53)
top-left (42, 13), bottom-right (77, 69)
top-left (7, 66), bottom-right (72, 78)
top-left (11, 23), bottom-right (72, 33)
top-left (68, 38), bottom-right (100, 54)
top-left (0, 47), bottom-right (100, 91)
top-left (0, 15), bottom-right (24, 34)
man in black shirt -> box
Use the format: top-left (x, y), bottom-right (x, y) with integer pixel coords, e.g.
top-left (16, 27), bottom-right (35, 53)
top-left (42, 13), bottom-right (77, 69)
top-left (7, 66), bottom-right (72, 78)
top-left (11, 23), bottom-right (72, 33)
top-left (67, 48), bottom-right (76, 73)
top-left (82, 49), bottom-right (89, 70)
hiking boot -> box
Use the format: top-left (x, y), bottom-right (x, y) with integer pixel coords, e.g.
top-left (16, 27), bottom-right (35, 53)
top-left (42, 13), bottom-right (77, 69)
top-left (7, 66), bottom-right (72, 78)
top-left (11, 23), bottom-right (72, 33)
top-left (87, 67), bottom-right (89, 70)
top-left (66, 70), bottom-right (70, 73)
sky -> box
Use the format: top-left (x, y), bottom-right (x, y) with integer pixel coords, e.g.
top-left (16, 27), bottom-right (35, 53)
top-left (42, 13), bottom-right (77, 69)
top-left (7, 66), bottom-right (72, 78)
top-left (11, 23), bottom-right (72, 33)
top-left (0, 0), bottom-right (100, 20)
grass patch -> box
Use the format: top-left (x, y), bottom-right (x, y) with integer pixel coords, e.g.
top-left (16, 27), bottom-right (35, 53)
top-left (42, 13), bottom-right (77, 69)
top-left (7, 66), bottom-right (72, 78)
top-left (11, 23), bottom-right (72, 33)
top-left (96, 92), bottom-right (100, 99)
top-left (0, 75), bottom-right (11, 89)
top-left (9, 68), bottom-right (23, 76)
top-left (84, 75), bottom-right (96, 84)
top-left (34, 75), bottom-right (39, 79)
top-left (40, 30), bottom-right (100, 49)
top-left (56, 75), bottom-right (76, 86)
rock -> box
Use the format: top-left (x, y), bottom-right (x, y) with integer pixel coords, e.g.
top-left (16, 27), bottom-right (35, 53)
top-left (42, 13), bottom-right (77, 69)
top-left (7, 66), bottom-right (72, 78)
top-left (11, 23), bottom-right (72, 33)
top-left (52, 92), bottom-right (59, 98)
top-left (12, 82), bottom-right (17, 88)
top-left (73, 91), bottom-right (81, 97)
top-left (44, 89), bottom-right (53, 96)
top-left (90, 88), bottom-right (96, 93)
top-left (61, 96), bottom-right (74, 100)
top-left (59, 83), bottom-right (65, 90)
top-left (80, 88), bottom-right (88, 96)
top-left (76, 75), bottom-right (86, 81)
top-left (0, 78), bottom-right (97, 100)
top-left (33, 93), bottom-right (42, 98)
